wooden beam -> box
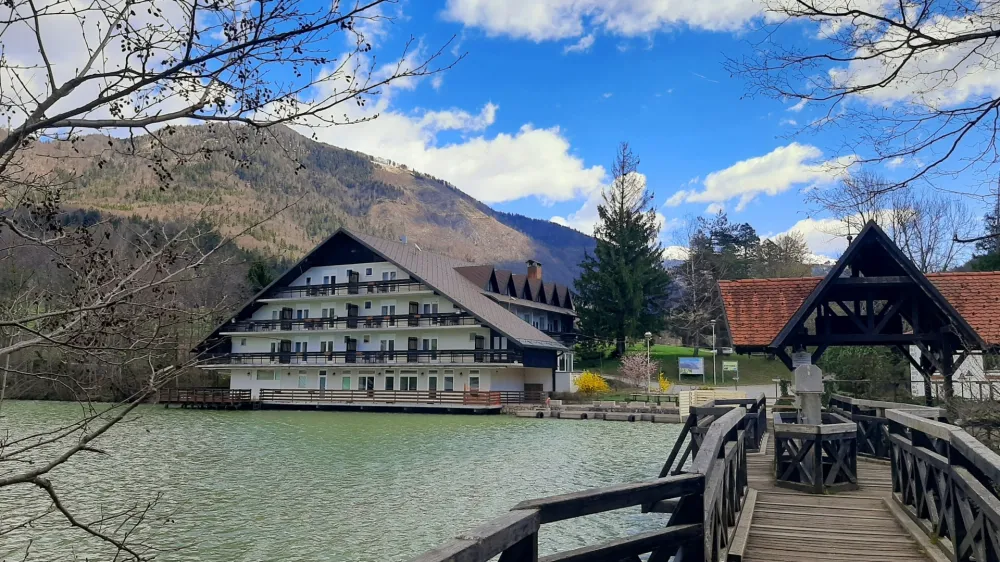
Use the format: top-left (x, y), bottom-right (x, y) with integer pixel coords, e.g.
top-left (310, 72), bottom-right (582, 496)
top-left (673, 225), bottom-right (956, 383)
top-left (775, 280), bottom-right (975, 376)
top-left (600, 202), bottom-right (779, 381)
top-left (792, 333), bottom-right (943, 345)
top-left (834, 300), bottom-right (869, 333)
top-left (831, 275), bottom-right (914, 286)
top-left (914, 341), bottom-right (946, 374)
top-left (773, 348), bottom-right (793, 371)
top-left (874, 297), bottom-right (906, 334)
top-left (537, 524), bottom-right (701, 562)
top-left (811, 345), bottom-right (829, 364)
top-left (895, 344), bottom-right (935, 377)
top-left (511, 473), bottom-right (703, 524)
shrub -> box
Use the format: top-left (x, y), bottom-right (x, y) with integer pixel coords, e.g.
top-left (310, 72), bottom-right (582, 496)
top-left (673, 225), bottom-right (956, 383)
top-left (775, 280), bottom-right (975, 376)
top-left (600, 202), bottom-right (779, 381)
top-left (577, 371), bottom-right (610, 396)
top-left (618, 353), bottom-right (660, 389)
top-left (658, 373), bottom-right (672, 393)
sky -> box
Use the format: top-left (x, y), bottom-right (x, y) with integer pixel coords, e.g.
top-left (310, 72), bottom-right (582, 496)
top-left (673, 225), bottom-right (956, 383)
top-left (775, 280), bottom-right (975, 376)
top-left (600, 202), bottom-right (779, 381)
top-left (6, 0), bottom-right (992, 263)
top-left (292, 0), bottom-right (887, 262)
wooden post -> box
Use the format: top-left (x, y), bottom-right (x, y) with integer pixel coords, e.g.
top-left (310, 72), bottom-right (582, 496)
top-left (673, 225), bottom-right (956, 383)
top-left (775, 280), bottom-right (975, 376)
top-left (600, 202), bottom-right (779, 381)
top-left (497, 532), bottom-right (537, 562)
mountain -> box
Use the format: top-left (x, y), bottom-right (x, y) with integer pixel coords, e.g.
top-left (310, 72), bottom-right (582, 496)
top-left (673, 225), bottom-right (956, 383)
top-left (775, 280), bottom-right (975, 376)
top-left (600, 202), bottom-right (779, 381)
top-left (22, 125), bottom-right (594, 286)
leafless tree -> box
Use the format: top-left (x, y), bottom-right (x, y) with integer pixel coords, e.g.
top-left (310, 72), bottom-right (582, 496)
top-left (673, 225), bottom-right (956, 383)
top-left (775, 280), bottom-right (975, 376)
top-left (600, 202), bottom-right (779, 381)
top-left (0, 0), bottom-right (457, 558)
top-left (812, 170), bottom-right (977, 272)
top-left (729, 0), bottom-right (1000, 202)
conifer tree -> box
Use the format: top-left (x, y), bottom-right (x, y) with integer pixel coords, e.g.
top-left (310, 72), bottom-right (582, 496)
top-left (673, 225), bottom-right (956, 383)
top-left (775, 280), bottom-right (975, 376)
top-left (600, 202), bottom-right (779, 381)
top-left (576, 143), bottom-right (671, 355)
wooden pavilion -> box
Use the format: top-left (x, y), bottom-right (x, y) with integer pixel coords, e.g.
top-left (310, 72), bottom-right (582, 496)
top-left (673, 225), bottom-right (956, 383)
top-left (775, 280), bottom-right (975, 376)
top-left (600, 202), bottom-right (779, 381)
top-left (718, 221), bottom-right (1000, 399)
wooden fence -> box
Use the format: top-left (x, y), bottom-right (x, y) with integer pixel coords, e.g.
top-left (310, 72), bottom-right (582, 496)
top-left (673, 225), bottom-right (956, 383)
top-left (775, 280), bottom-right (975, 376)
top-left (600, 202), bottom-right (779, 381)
top-left (828, 394), bottom-right (944, 459)
top-left (259, 389), bottom-right (504, 406)
top-left (407, 398), bottom-right (762, 562)
top-left (772, 411), bottom-right (858, 494)
top-left (158, 388), bottom-right (252, 404)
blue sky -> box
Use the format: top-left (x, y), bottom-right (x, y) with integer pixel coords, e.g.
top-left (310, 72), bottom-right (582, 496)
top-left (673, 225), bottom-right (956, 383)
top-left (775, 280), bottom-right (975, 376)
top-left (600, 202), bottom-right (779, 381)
top-left (298, 0), bottom-right (987, 262)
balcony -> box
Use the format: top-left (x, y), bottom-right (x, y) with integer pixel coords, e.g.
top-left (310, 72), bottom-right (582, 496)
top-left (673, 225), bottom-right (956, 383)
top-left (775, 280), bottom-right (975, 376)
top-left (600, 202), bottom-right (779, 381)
top-left (201, 349), bottom-right (523, 367)
top-left (222, 313), bottom-right (478, 334)
top-left (261, 279), bottom-right (431, 300)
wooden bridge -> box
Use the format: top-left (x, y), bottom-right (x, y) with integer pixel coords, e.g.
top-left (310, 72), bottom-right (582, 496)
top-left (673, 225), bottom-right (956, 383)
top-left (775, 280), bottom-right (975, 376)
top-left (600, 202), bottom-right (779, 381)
top-left (408, 393), bottom-right (1000, 562)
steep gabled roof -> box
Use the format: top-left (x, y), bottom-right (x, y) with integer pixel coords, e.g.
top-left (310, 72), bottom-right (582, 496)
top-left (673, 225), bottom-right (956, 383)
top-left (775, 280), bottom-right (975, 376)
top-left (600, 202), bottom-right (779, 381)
top-left (719, 271), bottom-right (1000, 348)
top-left (528, 278), bottom-right (544, 303)
top-left (512, 274), bottom-right (529, 299)
top-left (199, 229), bottom-right (565, 352)
top-left (454, 265), bottom-right (495, 290)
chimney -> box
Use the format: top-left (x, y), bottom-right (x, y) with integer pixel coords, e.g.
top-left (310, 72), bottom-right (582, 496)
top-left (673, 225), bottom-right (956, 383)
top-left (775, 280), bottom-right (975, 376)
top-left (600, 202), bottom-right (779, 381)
top-left (526, 260), bottom-right (542, 281)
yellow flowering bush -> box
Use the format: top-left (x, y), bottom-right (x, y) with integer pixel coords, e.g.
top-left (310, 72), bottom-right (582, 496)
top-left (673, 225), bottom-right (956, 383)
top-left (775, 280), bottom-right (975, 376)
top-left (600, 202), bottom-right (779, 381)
top-left (576, 370), bottom-right (610, 395)
top-left (658, 373), bottom-right (672, 393)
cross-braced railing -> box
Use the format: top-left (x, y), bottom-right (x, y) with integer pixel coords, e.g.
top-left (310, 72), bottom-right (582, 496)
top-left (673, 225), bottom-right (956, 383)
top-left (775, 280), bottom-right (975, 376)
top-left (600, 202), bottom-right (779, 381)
top-left (829, 394), bottom-right (941, 460)
top-left (772, 411), bottom-right (859, 494)
top-left (407, 402), bottom-right (758, 562)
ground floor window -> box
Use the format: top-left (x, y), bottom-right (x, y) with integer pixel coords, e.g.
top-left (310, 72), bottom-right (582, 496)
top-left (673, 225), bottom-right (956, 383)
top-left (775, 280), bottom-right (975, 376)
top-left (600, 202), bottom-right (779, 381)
top-left (358, 376), bottom-right (374, 391)
top-left (469, 376), bottom-right (480, 391)
top-left (400, 376), bottom-right (417, 391)
top-left (342, 376), bottom-right (351, 390)
top-left (256, 370), bottom-right (276, 381)
top-left (444, 376), bottom-right (454, 391)
top-left (384, 376), bottom-right (394, 391)
top-left (297, 374), bottom-right (308, 388)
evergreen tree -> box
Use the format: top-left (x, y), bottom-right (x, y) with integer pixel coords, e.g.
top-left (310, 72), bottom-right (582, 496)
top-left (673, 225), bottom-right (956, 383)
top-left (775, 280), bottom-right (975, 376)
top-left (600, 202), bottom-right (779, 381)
top-left (576, 143), bottom-right (672, 355)
top-left (247, 259), bottom-right (276, 292)
top-left (971, 188), bottom-right (1000, 271)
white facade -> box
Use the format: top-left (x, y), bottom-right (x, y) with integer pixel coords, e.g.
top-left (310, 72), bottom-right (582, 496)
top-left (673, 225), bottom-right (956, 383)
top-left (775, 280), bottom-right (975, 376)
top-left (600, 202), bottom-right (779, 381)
top-left (909, 346), bottom-right (1000, 399)
top-left (210, 259), bottom-right (564, 398)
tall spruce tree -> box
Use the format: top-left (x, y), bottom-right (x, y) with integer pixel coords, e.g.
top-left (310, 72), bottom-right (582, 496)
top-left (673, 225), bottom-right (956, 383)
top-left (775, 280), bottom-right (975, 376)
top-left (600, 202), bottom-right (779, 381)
top-left (576, 143), bottom-right (672, 355)
top-left (971, 188), bottom-right (1000, 271)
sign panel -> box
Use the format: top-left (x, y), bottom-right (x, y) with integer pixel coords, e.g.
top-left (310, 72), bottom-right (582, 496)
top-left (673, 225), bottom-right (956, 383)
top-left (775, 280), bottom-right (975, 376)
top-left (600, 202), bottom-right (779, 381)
top-left (678, 357), bottom-right (705, 375)
top-left (792, 351), bottom-right (812, 368)
top-left (722, 361), bottom-right (739, 372)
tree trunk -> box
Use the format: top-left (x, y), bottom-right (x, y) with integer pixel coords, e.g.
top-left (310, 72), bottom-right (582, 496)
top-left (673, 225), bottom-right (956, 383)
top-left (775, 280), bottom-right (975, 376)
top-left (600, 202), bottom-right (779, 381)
top-left (923, 376), bottom-right (933, 407)
top-left (943, 373), bottom-right (954, 401)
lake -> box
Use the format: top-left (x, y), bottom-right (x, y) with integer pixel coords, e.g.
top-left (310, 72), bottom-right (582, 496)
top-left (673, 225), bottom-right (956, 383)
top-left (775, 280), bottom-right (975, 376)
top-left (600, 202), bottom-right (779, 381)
top-left (0, 402), bottom-right (681, 561)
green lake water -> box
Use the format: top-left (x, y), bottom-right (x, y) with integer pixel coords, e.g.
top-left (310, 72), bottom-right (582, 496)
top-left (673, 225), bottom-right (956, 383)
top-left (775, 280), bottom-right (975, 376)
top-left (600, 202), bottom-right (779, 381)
top-left (0, 402), bottom-right (681, 561)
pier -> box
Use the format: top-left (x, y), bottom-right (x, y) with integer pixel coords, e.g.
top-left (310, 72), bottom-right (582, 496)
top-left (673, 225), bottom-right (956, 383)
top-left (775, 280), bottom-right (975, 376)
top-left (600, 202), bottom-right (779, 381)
top-left (407, 393), bottom-right (1000, 562)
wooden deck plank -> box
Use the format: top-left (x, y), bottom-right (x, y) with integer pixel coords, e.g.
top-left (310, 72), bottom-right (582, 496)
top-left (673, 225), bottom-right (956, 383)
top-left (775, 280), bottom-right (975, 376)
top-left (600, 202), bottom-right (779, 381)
top-left (741, 431), bottom-right (932, 562)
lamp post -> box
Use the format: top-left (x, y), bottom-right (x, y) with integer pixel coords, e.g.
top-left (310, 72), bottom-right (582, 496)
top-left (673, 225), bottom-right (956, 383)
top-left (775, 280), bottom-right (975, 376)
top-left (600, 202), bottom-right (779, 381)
top-left (710, 320), bottom-right (718, 385)
top-left (644, 331), bottom-right (653, 392)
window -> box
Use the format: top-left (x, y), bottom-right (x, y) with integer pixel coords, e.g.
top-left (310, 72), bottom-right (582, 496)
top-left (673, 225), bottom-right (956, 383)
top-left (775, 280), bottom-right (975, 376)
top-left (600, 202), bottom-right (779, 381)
top-left (364, 301), bottom-right (372, 310)
top-left (423, 303), bottom-right (439, 314)
top-left (306, 277), bottom-right (311, 285)
top-left (363, 335), bottom-right (371, 343)
top-left (986, 353), bottom-right (1000, 372)
top-left (240, 338), bottom-right (247, 346)
top-left (558, 353), bottom-right (567, 372)
top-left (469, 376), bottom-right (480, 391)
top-left (272, 310), bottom-right (279, 320)
top-left (342, 377), bottom-right (351, 390)
top-left (298, 374), bottom-right (308, 388)
top-left (295, 342), bottom-right (302, 353)
top-left (384, 376), bottom-right (394, 390)
top-left (358, 376), bottom-right (375, 390)
top-left (400, 376), bottom-right (418, 391)
top-left (256, 370), bottom-right (276, 381)
top-left (444, 376), bottom-right (454, 391)
top-left (323, 275), bottom-right (330, 285)
top-left (270, 342), bottom-right (277, 353)
top-left (322, 308), bottom-right (329, 318)
top-left (363, 267), bottom-right (372, 276)
top-left (320, 342), bottom-right (327, 353)
top-left (522, 314), bottom-right (531, 323)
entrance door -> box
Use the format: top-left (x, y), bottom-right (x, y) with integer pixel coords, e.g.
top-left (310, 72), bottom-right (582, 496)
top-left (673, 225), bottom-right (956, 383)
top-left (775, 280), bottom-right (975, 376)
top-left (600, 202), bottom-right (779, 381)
top-left (279, 339), bottom-right (292, 364)
top-left (346, 304), bottom-right (359, 329)
top-left (444, 376), bottom-right (454, 392)
top-left (280, 307), bottom-right (293, 330)
top-left (428, 376), bottom-right (438, 400)
top-left (408, 301), bottom-right (419, 327)
top-left (407, 337), bottom-right (418, 363)
top-left (345, 337), bottom-right (357, 363)
top-left (347, 270), bottom-right (360, 294)
top-left (474, 335), bottom-right (485, 363)
top-left (318, 372), bottom-right (328, 391)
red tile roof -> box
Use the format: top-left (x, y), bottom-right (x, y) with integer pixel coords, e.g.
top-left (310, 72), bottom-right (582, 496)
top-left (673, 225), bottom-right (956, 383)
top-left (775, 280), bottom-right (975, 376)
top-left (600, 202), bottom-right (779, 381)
top-left (719, 272), bottom-right (1000, 348)
top-left (926, 272), bottom-right (1000, 346)
top-left (719, 277), bottom-right (822, 348)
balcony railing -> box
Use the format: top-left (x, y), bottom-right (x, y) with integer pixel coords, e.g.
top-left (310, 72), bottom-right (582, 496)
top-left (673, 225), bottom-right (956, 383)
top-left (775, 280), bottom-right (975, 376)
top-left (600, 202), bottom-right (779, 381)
top-left (202, 349), bottom-right (522, 366)
top-left (259, 389), bottom-right (503, 406)
top-left (264, 279), bottom-right (430, 299)
top-left (223, 313), bottom-right (478, 333)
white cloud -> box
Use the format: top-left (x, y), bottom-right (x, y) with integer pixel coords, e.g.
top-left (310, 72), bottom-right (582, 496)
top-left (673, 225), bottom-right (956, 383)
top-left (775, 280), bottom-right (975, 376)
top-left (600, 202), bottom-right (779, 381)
top-left (830, 7), bottom-right (1000, 108)
top-left (664, 245), bottom-right (690, 261)
top-left (886, 156), bottom-right (906, 169)
top-left (442, 0), bottom-right (761, 41)
top-left (417, 103), bottom-right (498, 133)
top-left (779, 118), bottom-right (798, 126)
top-left (563, 33), bottom-right (596, 54)
top-left (602, 92), bottom-right (614, 99)
top-left (431, 75), bottom-right (444, 90)
top-left (665, 143), bottom-right (855, 211)
top-left (772, 217), bottom-right (852, 260)
top-left (705, 203), bottom-right (725, 214)
top-left (787, 99), bottom-right (808, 112)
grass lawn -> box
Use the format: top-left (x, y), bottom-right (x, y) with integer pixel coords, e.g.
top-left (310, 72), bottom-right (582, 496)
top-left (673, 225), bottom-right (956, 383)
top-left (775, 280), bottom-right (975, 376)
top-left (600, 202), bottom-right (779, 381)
top-left (577, 344), bottom-right (791, 388)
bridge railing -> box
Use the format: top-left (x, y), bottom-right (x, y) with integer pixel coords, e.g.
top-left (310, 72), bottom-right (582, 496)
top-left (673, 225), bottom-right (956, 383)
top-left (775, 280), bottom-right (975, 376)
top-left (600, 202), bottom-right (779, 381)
top-left (660, 393), bottom-right (766, 478)
top-left (772, 411), bottom-right (858, 494)
top-left (887, 408), bottom-right (1000, 562)
top-left (407, 405), bottom-right (752, 562)
top-left (829, 394), bottom-right (944, 459)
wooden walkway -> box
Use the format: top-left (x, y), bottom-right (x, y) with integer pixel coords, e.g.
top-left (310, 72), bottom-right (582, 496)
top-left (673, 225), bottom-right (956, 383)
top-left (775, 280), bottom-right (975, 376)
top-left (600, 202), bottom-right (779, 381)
top-left (741, 436), bottom-right (932, 562)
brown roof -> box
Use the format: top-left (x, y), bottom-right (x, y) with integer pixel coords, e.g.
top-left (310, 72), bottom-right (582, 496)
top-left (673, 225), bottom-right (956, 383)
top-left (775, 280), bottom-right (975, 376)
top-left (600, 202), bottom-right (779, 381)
top-left (348, 230), bottom-right (565, 350)
top-left (719, 272), bottom-right (1000, 348)
top-left (511, 274), bottom-right (528, 299)
top-left (454, 265), bottom-right (495, 290)
top-left (527, 278), bottom-right (544, 302)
